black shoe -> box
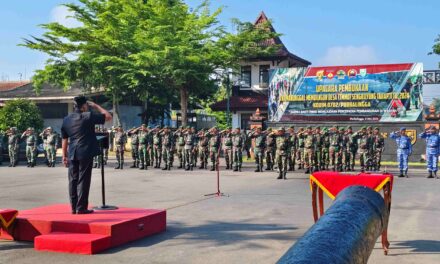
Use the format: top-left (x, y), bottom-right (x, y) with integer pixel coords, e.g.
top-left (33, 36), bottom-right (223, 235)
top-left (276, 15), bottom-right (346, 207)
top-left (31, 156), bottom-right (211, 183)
top-left (265, 167), bottom-right (271, 171)
top-left (93, 164), bottom-right (97, 168)
top-left (130, 163), bottom-right (136, 168)
top-left (428, 171), bottom-right (434, 178)
top-left (283, 172), bottom-right (287, 180)
top-left (185, 166), bottom-right (190, 171)
top-left (255, 168), bottom-right (261, 172)
top-left (199, 165), bottom-right (204, 169)
top-left (210, 167), bottom-right (215, 171)
top-left (162, 166), bottom-right (168, 170)
top-left (277, 174), bottom-right (283, 179)
top-left (139, 166), bottom-right (145, 170)
top-left (27, 163), bottom-right (30, 167)
top-left (190, 166), bottom-right (193, 171)
top-left (8, 164), bottom-right (12, 167)
top-left (31, 163), bottom-right (34, 168)
top-left (305, 169), bottom-right (310, 174)
top-left (52, 162), bottom-right (55, 167)
top-left (71, 211), bottom-right (76, 215)
top-left (77, 209), bottom-right (94, 214)
top-left (115, 165), bottom-right (120, 169)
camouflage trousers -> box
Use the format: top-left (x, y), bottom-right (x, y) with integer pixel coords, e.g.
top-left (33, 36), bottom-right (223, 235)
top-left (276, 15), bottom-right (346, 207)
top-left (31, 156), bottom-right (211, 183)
top-left (162, 147), bottom-right (172, 167)
top-left (26, 145), bottom-right (36, 164)
top-left (199, 146), bottom-right (209, 168)
top-left (322, 149), bottom-right (330, 168)
top-left (254, 148), bottom-right (264, 170)
top-left (265, 148), bottom-right (275, 169)
top-left (358, 149), bottom-right (369, 171)
top-left (8, 145), bottom-right (18, 165)
top-left (210, 147), bottom-right (219, 168)
top-left (139, 145), bottom-right (149, 167)
top-left (232, 147), bottom-right (242, 168)
top-left (223, 147), bottom-right (233, 168)
top-left (46, 144), bottom-right (56, 163)
top-left (289, 148), bottom-right (296, 170)
top-left (314, 150), bottom-right (322, 169)
top-left (374, 148), bottom-right (383, 170)
top-left (296, 148), bottom-right (304, 167)
top-left (276, 151), bottom-right (288, 174)
top-left (184, 148), bottom-right (195, 168)
top-left (131, 144), bottom-right (139, 164)
top-left (176, 146), bottom-right (184, 166)
top-left (329, 146), bottom-right (341, 170)
top-left (303, 147), bottom-right (314, 169)
top-left (153, 145), bottom-right (162, 166)
top-left (115, 145), bottom-right (124, 165)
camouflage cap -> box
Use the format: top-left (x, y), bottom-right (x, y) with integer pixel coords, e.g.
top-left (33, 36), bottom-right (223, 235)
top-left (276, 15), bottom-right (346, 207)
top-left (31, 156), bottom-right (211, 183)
top-left (367, 126), bottom-right (372, 130)
top-left (278, 127), bottom-right (285, 131)
top-left (47, 127), bottom-right (53, 130)
top-left (267, 128), bottom-right (273, 131)
top-left (339, 127), bottom-right (345, 131)
top-left (346, 126), bottom-right (352, 130)
top-left (374, 127), bottom-right (379, 130)
top-left (322, 127), bottom-right (328, 132)
top-left (289, 126), bottom-right (295, 129)
top-left (306, 125), bottom-right (312, 129)
top-left (315, 126), bottom-right (321, 129)
top-left (361, 126), bottom-right (367, 130)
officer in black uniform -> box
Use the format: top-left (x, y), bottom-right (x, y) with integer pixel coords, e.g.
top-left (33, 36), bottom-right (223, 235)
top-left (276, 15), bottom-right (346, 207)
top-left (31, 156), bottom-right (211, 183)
top-left (61, 96), bottom-right (112, 215)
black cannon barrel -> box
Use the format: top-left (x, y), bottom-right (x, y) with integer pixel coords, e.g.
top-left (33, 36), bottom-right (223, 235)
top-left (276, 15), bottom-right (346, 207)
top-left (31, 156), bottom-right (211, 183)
top-left (278, 186), bottom-right (389, 264)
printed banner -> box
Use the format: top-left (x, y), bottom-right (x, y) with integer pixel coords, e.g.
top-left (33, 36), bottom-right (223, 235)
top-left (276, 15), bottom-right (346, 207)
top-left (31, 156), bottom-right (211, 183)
top-left (268, 63), bottom-right (423, 122)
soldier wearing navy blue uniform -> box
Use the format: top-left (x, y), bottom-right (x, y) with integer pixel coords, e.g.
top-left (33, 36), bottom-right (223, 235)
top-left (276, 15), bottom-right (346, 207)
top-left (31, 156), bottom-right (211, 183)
top-left (419, 126), bottom-right (440, 178)
top-left (61, 96), bottom-right (112, 214)
top-left (390, 127), bottom-right (412, 178)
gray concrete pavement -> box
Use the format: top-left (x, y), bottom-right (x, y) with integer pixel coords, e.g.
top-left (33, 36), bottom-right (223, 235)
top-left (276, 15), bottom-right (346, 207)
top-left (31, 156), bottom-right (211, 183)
top-left (0, 160), bottom-right (439, 263)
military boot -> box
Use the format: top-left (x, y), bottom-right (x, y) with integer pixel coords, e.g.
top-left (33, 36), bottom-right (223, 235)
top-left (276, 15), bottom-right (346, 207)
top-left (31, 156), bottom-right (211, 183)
top-left (255, 166), bottom-right (260, 172)
top-left (277, 172), bottom-right (283, 180)
top-left (405, 170), bottom-right (408, 178)
top-left (305, 167), bottom-right (310, 174)
top-left (130, 162), bottom-right (136, 168)
top-left (185, 165), bottom-right (190, 171)
top-left (435, 171), bottom-right (439, 179)
top-left (178, 162), bottom-right (183, 169)
top-left (399, 170), bottom-right (404, 177)
top-left (162, 165), bottom-right (168, 170)
top-left (93, 163), bottom-right (97, 168)
top-left (283, 171), bottom-right (287, 180)
top-left (115, 163), bottom-right (120, 169)
top-left (199, 163), bottom-right (204, 169)
top-left (426, 171), bottom-right (434, 178)
top-left (210, 165), bottom-right (215, 171)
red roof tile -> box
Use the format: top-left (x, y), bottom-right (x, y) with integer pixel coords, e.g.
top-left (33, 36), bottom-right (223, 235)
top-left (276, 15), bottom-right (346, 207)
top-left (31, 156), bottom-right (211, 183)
top-left (0, 81), bottom-right (31, 91)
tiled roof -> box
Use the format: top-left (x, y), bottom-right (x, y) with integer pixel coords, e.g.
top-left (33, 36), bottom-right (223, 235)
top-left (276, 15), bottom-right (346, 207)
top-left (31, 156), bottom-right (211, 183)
top-left (0, 81), bottom-right (31, 91)
top-left (252, 11), bottom-right (311, 66)
top-left (210, 95), bottom-right (268, 111)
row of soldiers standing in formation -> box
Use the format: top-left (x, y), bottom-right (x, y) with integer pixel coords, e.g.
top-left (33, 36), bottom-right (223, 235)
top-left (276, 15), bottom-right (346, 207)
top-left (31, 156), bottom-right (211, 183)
top-left (103, 125), bottom-right (247, 171)
top-left (0, 126), bottom-right (59, 167)
top-left (247, 125), bottom-right (384, 179)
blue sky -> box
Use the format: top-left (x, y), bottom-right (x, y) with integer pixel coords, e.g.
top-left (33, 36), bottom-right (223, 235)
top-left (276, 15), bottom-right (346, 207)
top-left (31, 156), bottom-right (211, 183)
top-left (1, 0), bottom-right (439, 81)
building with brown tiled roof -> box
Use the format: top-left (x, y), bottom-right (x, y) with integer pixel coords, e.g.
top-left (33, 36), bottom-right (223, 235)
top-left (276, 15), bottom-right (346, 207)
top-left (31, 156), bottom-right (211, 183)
top-left (210, 11), bottom-right (311, 129)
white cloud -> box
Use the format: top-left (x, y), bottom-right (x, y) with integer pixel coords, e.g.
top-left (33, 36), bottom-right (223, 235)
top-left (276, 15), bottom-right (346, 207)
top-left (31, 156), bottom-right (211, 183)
top-left (51, 5), bottom-right (82, 28)
top-left (317, 45), bottom-right (379, 66)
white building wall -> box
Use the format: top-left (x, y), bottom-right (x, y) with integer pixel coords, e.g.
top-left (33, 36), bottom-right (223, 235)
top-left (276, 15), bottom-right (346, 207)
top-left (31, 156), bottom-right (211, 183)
top-left (241, 60), bottom-right (290, 91)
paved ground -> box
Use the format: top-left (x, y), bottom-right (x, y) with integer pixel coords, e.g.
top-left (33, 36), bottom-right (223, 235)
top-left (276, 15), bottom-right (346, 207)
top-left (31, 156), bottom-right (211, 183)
top-left (1, 160), bottom-right (440, 264)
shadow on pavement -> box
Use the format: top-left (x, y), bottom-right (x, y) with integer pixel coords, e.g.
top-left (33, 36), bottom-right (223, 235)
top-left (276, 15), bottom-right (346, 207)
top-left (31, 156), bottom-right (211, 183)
top-left (385, 240), bottom-right (440, 256)
top-left (105, 220), bottom-right (298, 254)
top-left (0, 241), bottom-right (33, 251)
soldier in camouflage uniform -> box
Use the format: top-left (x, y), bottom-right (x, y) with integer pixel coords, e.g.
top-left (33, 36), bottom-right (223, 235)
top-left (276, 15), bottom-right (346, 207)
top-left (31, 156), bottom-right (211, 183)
top-left (137, 125), bottom-right (150, 170)
top-left (345, 126), bottom-right (357, 171)
top-left (296, 127), bottom-right (305, 170)
top-left (184, 127), bottom-right (196, 170)
top-left (265, 128), bottom-right (276, 170)
top-left (114, 126), bottom-right (127, 169)
top-left (371, 127), bottom-right (385, 171)
top-left (353, 126), bottom-right (370, 172)
top-left (220, 128), bottom-right (233, 170)
top-left (128, 127), bottom-right (140, 168)
top-left (44, 127), bottom-right (58, 167)
top-left (274, 128), bottom-right (289, 179)
top-left (301, 126), bottom-right (316, 174)
top-left (248, 127), bottom-right (266, 172)
top-left (191, 127), bottom-right (199, 167)
top-left (329, 126), bottom-right (342, 171)
top-left (207, 127), bottom-right (221, 171)
top-left (6, 127), bottom-right (19, 167)
top-left (160, 126), bottom-right (173, 170)
top-left (39, 129), bottom-right (49, 166)
top-left (314, 126), bottom-right (324, 172)
top-left (339, 127), bottom-right (350, 172)
top-left (0, 131), bottom-right (4, 166)
top-left (174, 127), bottom-right (186, 169)
top-left (287, 126), bottom-right (297, 171)
top-left (21, 128), bottom-right (37, 167)
top-left (152, 126), bottom-right (162, 168)
top-left (232, 128), bottom-right (244, 172)
top-left (321, 127), bottom-right (330, 170)
top-left (197, 129), bottom-right (209, 169)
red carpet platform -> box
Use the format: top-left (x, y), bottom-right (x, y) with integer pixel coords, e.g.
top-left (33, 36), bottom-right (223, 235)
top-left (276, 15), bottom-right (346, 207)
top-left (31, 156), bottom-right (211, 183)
top-left (9, 204), bottom-right (166, 254)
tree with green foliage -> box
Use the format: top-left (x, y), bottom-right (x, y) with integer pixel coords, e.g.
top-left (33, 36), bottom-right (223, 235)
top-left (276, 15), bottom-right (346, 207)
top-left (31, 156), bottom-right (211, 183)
top-left (22, 0), bottom-right (279, 126)
top-left (0, 99), bottom-right (44, 132)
